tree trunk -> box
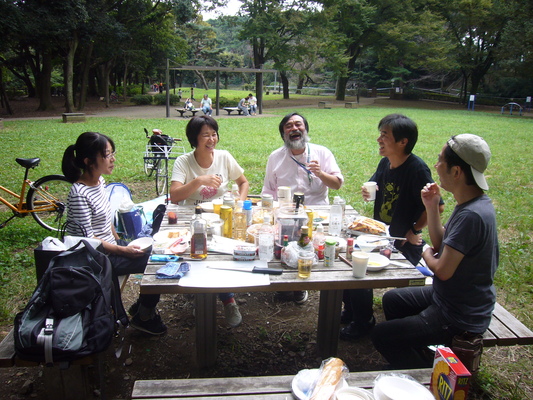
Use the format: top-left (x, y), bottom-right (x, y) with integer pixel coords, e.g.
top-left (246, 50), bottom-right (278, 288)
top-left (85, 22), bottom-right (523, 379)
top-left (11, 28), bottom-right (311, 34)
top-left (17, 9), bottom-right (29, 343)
top-left (194, 71), bottom-right (209, 90)
top-left (280, 71), bottom-right (290, 99)
top-left (336, 76), bottom-right (348, 101)
top-left (296, 74), bottom-right (304, 95)
top-left (0, 69), bottom-right (14, 115)
top-left (77, 42), bottom-right (94, 111)
top-left (123, 61), bottom-right (129, 102)
top-left (36, 52), bottom-right (55, 111)
top-left (64, 34), bottom-right (79, 113)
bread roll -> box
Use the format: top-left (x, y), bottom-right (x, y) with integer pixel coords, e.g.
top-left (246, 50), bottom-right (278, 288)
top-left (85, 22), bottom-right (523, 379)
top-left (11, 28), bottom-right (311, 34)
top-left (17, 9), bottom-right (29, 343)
top-left (310, 357), bottom-right (345, 400)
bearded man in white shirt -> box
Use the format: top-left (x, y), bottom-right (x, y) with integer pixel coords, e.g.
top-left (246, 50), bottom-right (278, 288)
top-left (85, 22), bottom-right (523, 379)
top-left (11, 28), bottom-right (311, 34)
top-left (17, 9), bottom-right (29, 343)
top-left (262, 113), bottom-right (344, 205)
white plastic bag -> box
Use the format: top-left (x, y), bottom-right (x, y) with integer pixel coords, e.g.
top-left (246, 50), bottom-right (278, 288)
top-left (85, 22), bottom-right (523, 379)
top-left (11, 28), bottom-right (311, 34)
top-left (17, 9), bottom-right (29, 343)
top-left (41, 237), bottom-right (67, 251)
top-left (118, 196), bottom-right (135, 213)
top-left (281, 241), bottom-right (317, 269)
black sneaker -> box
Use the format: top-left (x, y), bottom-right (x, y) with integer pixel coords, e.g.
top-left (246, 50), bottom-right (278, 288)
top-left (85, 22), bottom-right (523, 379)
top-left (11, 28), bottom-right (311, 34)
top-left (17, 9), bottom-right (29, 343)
top-left (339, 316), bottom-right (376, 341)
top-left (293, 290), bottom-right (308, 305)
top-left (128, 299), bottom-right (140, 317)
top-left (130, 313), bottom-right (167, 336)
top-left (340, 310), bottom-right (353, 324)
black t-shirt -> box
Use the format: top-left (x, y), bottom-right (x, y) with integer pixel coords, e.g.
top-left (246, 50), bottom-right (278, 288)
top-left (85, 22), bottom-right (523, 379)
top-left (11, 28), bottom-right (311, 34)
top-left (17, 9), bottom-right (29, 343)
top-left (370, 154), bottom-right (436, 264)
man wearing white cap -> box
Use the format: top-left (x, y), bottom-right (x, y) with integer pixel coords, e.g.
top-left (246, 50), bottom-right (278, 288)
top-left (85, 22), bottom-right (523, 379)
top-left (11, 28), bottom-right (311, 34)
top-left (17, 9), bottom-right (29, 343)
top-left (371, 134), bottom-right (498, 370)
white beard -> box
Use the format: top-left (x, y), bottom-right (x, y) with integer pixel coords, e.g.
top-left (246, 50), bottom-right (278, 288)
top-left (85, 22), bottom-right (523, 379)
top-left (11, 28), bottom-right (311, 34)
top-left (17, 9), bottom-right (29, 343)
top-left (284, 130), bottom-right (309, 150)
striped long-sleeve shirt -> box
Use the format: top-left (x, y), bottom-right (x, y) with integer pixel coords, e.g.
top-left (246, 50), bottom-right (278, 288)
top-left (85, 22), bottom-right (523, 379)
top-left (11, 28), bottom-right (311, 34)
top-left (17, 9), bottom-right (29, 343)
top-left (66, 177), bottom-right (116, 245)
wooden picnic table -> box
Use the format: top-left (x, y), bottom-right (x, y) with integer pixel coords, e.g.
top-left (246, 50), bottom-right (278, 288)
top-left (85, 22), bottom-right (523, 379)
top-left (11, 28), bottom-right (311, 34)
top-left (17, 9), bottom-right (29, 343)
top-left (141, 205), bottom-right (426, 368)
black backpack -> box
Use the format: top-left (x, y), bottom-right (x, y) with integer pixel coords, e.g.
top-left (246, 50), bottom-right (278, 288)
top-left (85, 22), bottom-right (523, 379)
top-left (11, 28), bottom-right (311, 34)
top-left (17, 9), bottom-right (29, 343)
top-left (14, 240), bottom-right (127, 365)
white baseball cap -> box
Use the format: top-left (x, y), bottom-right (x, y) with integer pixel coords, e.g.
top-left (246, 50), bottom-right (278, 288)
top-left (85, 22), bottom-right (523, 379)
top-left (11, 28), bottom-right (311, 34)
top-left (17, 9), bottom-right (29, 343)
top-left (447, 134), bottom-right (491, 190)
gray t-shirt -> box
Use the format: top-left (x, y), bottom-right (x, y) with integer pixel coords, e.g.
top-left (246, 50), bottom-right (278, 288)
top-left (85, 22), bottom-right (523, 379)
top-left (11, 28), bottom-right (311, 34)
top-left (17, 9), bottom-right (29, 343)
top-left (433, 194), bottom-right (499, 333)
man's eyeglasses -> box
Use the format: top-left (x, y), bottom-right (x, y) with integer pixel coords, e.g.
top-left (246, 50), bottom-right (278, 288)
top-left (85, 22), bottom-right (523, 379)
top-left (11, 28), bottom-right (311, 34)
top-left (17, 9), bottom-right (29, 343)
top-left (103, 151), bottom-right (117, 159)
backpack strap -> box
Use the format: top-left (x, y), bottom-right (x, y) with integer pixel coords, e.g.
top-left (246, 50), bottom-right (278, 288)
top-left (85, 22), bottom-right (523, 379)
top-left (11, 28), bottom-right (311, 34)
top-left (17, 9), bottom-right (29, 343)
top-left (78, 240), bottom-right (129, 328)
top-left (36, 317), bottom-right (55, 366)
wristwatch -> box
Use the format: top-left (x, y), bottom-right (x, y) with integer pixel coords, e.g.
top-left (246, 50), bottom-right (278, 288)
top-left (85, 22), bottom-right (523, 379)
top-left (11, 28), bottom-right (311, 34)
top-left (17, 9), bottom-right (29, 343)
top-left (411, 225), bottom-right (422, 235)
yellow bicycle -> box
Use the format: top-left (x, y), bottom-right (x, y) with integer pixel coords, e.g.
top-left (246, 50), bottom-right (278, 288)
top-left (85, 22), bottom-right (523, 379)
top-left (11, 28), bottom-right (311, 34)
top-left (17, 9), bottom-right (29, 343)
top-left (0, 158), bottom-right (70, 231)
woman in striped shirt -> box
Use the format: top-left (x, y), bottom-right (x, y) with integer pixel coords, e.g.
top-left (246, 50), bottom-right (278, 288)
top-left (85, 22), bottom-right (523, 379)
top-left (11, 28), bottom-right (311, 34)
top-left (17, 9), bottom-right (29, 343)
top-left (62, 131), bottom-right (166, 335)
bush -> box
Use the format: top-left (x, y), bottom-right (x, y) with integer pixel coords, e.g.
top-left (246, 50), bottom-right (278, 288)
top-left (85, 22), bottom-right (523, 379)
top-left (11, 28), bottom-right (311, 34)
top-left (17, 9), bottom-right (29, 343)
top-left (130, 95), bottom-right (153, 105)
top-left (153, 93), bottom-right (180, 105)
top-left (127, 85), bottom-right (144, 96)
top-left (218, 96), bottom-right (242, 107)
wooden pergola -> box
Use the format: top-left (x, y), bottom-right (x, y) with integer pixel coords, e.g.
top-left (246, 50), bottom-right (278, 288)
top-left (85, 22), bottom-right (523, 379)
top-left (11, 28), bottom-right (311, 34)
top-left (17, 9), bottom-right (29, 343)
top-left (164, 61), bottom-right (277, 117)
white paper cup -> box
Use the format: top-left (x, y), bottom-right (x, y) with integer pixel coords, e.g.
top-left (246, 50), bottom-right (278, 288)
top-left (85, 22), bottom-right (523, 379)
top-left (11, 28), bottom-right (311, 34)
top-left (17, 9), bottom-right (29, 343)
top-left (363, 181), bottom-right (377, 201)
top-left (352, 252), bottom-right (369, 278)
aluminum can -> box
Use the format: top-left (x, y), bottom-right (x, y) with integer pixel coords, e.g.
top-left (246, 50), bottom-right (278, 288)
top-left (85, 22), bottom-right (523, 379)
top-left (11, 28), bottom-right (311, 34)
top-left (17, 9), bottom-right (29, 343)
top-left (277, 186), bottom-right (291, 205)
top-left (293, 192), bottom-right (305, 208)
top-left (306, 209), bottom-right (314, 239)
top-left (220, 205), bottom-right (233, 238)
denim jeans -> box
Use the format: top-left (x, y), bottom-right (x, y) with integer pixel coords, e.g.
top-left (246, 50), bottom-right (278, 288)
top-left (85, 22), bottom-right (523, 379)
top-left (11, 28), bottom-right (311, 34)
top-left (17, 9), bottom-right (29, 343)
top-left (202, 106), bottom-right (212, 116)
top-left (371, 286), bottom-right (462, 369)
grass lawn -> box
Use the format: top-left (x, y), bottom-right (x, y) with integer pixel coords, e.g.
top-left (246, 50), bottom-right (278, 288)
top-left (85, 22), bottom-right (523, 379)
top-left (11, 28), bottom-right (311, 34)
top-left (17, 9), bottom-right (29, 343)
top-left (0, 102), bottom-right (532, 398)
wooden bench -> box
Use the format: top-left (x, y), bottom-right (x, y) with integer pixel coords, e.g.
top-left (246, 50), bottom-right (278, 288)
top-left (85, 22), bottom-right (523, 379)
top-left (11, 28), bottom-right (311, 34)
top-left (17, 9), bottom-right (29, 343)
top-left (345, 102), bottom-right (358, 108)
top-left (482, 302), bottom-right (533, 346)
top-left (318, 101), bottom-right (331, 109)
top-left (62, 112), bottom-right (86, 123)
top-left (0, 274), bottom-right (130, 399)
top-left (132, 368), bottom-right (432, 399)
top-left (223, 107), bottom-right (250, 115)
top-left (175, 108), bottom-right (200, 118)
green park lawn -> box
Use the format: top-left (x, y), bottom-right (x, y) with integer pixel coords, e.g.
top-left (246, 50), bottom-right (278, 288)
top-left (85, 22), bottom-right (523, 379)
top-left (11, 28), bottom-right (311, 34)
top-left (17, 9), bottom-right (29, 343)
top-left (0, 102), bottom-right (532, 398)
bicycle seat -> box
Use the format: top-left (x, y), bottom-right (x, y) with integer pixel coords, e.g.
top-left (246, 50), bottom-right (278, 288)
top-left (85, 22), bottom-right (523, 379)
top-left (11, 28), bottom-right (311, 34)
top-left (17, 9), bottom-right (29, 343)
top-left (16, 158), bottom-right (41, 169)
top-left (150, 135), bottom-right (171, 147)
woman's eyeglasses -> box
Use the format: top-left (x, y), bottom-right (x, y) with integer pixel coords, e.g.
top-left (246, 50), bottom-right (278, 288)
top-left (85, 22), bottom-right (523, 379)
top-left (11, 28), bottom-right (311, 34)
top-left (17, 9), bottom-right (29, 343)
top-left (103, 151), bottom-right (117, 159)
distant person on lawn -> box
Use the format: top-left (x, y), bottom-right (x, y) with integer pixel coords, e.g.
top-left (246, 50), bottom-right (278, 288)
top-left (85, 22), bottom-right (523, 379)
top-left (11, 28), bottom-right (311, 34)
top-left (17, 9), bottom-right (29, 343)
top-left (372, 134), bottom-right (498, 369)
top-left (200, 94), bottom-right (212, 116)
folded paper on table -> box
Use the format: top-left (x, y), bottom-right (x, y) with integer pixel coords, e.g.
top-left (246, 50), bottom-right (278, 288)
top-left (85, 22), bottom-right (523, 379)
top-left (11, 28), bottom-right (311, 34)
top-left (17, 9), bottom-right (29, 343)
top-left (207, 235), bottom-right (245, 254)
top-left (178, 261), bottom-right (270, 288)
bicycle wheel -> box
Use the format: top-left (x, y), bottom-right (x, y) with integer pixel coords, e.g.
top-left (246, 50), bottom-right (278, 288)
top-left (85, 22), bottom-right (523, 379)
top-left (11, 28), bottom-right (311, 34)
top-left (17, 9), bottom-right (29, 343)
top-left (27, 175), bottom-right (71, 231)
top-left (144, 145), bottom-right (155, 177)
top-left (155, 159), bottom-right (168, 196)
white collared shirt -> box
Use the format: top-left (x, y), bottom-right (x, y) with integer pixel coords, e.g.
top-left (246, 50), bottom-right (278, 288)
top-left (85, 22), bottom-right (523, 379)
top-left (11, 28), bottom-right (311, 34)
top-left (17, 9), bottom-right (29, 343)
top-left (262, 143), bottom-right (343, 205)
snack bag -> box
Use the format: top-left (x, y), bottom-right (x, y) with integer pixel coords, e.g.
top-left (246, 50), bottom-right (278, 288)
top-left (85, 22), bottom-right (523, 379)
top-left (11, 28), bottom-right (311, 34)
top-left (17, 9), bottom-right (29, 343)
top-left (430, 347), bottom-right (471, 400)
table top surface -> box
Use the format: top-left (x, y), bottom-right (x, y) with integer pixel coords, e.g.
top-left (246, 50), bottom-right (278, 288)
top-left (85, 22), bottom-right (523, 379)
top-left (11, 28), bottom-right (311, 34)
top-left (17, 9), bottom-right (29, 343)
top-left (140, 204), bottom-right (426, 295)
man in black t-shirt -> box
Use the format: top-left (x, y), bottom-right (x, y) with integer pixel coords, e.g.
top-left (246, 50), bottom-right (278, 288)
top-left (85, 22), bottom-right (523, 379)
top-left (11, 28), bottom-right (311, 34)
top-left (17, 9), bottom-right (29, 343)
top-left (371, 134), bottom-right (497, 369)
top-left (341, 114), bottom-right (442, 341)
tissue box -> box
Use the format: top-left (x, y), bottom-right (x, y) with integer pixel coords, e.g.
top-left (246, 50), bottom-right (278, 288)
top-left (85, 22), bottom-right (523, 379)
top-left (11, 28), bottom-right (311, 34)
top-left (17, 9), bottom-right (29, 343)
top-left (430, 347), bottom-right (471, 400)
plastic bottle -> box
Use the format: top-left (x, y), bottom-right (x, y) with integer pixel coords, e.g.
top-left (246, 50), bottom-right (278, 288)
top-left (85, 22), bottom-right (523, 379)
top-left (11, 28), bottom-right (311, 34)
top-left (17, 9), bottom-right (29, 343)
top-left (329, 199), bottom-right (343, 236)
top-left (324, 238), bottom-right (337, 267)
top-left (233, 200), bottom-right (247, 241)
top-left (243, 200), bottom-right (253, 227)
top-left (280, 234), bottom-right (289, 266)
top-left (231, 183), bottom-right (240, 201)
top-left (346, 237), bottom-right (354, 261)
top-left (190, 206), bottom-right (207, 259)
top-left (258, 216), bottom-right (274, 261)
top-left (297, 226), bottom-right (311, 248)
top-left (313, 223), bottom-right (326, 260)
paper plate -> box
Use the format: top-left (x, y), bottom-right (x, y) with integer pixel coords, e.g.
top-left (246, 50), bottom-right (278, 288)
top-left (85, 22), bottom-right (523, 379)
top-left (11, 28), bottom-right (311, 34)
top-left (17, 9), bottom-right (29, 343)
top-left (373, 375), bottom-right (433, 400)
top-left (291, 369), bottom-right (347, 400)
top-left (365, 253), bottom-right (390, 272)
top-left (127, 237), bottom-right (153, 252)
